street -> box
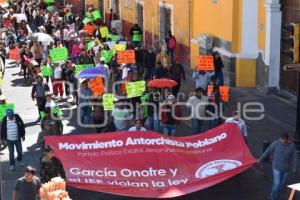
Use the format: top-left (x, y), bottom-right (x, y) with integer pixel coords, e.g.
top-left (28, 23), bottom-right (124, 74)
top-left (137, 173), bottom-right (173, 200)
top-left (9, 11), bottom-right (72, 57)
top-left (0, 59), bottom-right (299, 200)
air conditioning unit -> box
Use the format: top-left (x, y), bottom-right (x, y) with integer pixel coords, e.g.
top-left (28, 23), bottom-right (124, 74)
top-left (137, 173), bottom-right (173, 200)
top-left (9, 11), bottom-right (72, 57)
top-left (198, 34), bottom-right (213, 50)
top-left (111, 20), bottom-right (123, 35)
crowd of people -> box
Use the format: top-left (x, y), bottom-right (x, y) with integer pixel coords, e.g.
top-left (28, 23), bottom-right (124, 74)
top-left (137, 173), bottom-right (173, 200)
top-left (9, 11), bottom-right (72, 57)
top-left (0, 1), bottom-right (296, 200)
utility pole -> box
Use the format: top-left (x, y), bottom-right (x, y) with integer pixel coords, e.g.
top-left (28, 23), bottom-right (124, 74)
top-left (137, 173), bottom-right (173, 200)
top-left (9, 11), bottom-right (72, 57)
top-left (283, 64), bottom-right (300, 151)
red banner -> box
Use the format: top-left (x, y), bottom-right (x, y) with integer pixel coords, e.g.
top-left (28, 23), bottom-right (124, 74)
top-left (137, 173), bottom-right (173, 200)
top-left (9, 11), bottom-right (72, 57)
top-left (45, 123), bottom-right (255, 198)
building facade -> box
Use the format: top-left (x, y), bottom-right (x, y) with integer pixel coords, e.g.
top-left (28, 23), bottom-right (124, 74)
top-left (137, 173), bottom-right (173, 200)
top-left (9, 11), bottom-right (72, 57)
top-left (85, 0), bottom-right (296, 94)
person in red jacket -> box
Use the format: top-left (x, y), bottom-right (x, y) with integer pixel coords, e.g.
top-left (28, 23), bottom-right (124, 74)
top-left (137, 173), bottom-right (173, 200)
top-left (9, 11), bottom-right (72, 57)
top-left (160, 94), bottom-right (181, 136)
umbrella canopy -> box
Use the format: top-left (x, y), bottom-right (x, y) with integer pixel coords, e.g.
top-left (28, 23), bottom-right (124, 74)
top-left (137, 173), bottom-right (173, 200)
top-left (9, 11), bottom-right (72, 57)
top-left (147, 79), bottom-right (178, 88)
top-left (77, 67), bottom-right (106, 79)
top-left (29, 33), bottom-right (54, 44)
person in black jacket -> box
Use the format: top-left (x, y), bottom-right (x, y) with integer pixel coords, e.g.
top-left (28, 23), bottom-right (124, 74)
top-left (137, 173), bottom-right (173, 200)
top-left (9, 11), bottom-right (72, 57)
top-left (1, 109), bottom-right (25, 171)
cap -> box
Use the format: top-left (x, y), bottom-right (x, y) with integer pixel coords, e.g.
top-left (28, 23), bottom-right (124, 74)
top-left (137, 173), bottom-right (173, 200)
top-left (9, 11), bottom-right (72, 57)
top-left (100, 57), bottom-right (105, 62)
top-left (6, 109), bottom-right (14, 117)
top-left (167, 95), bottom-right (176, 101)
top-left (25, 166), bottom-right (36, 174)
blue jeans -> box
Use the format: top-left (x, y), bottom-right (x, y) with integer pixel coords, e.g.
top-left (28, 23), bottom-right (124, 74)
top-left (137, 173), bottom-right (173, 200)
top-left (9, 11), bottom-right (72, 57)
top-left (162, 124), bottom-right (176, 136)
top-left (7, 139), bottom-right (23, 166)
top-left (209, 118), bottom-right (219, 129)
top-left (148, 116), bottom-right (160, 132)
top-left (271, 169), bottom-right (289, 200)
top-left (81, 106), bottom-right (92, 124)
top-left (192, 118), bottom-right (203, 134)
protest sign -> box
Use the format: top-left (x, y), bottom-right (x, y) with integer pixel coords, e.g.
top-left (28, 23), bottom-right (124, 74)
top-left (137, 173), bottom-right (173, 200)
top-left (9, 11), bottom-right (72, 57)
top-left (45, 123), bottom-right (256, 198)
top-left (101, 50), bottom-right (114, 64)
top-left (40, 111), bottom-right (46, 119)
top-left (53, 106), bottom-right (62, 117)
top-left (82, 18), bottom-right (92, 25)
top-left (102, 93), bottom-right (114, 111)
top-left (219, 86), bottom-right (230, 103)
top-left (207, 84), bottom-right (214, 100)
top-left (9, 48), bottom-right (20, 61)
top-left (133, 34), bottom-right (142, 42)
top-left (117, 50), bottom-right (136, 64)
top-left (196, 55), bottom-right (215, 71)
top-left (75, 64), bottom-right (94, 75)
top-left (86, 41), bottom-right (95, 51)
top-left (114, 44), bottom-right (126, 51)
top-left (83, 25), bottom-right (98, 36)
top-left (41, 65), bottom-right (53, 77)
top-left (125, 81), bottom-right (146, 98)
top-left (100, 27), bottom-right (109, 38)
top-left (88, 76), bottom-right (106, 97)
top-left (0, 103), bottom-right (16, 121)
top-left (107, 34), bottom-right (119, 42)
top-left (92, 10), bottom-right (102, 20)
top-left (50, 48), bottom-right (68, 62)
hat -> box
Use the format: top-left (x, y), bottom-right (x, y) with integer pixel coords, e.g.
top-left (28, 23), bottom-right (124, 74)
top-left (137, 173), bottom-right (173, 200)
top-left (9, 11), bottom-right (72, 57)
top-left (167, 95), bottom-right (176, 101)
top-left (25, 166), bottom-right (36, 174)
top-left (100, 57), bottom-right (105, 62)
top-left (6, 109), bottom-right (14, 117)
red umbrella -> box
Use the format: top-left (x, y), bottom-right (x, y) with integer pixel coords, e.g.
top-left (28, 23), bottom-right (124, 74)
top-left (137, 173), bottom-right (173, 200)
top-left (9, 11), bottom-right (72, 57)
top-left (147, 79), bottom-right (178, 88)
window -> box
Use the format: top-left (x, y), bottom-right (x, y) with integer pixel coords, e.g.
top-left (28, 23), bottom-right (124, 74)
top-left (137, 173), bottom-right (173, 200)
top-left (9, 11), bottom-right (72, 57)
top-left (136, 3), bottom-right (144, 31)
top-left (110, 0), bottom-right (120, 20)
top-left (159, 5), bottom-right (172, 40)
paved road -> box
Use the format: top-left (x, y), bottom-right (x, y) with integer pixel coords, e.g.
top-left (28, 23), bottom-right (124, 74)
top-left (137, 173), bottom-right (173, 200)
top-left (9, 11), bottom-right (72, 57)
top-left (1, 59), bottom-right (300, 200)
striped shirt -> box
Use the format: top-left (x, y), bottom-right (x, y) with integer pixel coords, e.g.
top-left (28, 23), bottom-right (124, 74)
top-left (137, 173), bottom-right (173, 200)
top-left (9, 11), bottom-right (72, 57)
top-left (7, 118), bottom-right (18, 141)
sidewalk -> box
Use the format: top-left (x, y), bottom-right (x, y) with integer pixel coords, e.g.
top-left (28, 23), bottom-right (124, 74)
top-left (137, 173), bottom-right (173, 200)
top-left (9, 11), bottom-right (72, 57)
top-left (0, 60), bottom-right (299, 200)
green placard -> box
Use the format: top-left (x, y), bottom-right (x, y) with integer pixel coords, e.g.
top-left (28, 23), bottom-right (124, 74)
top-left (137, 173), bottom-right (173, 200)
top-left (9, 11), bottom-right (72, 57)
top-left (0, 103), bottom-right (16, 121)
top-left (75, 64), bottom-right (94, 75)
top-left (45, 0), bottom-right (54, 4)
top-left (103, 93), bottom-right (114, 111)
top-left (107, 34), bottom-right (119, 42)
top-left (100, 27), bottom-right (109, 38)
top-left (82, 17), bottom-right (92, 25)
top-left (40, 111), bottom-right (46, 119)
top-left (41, 65), bottom-right (53, 77)
top-left (133, 34), bottom-right (142, 42)
top-left (126, 81), bottom-right (146, 98)
top-left (92, 10), bottom-right (102, 20)
top-left (100, 50), bottom-right (113, 64)
top-left (50, 48), bottom-right (68, 62)
top-left (86, 41), bottom-right (95, 51)
top-left (66, 12), bottom-right (72, 18)
top-left (53, 106), bottom-right (62, 117)
top-left (47, 5), bottom-right (55, 13)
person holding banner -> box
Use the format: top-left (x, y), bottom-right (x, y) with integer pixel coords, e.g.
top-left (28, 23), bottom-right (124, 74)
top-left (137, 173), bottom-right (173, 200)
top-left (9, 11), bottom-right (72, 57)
top-left (128, 119), bottom-right (147, 132)
top-left (225, 108), bottom-right (248, 142)
top-left (192, 70), bottom-right (215, 93)
top-left (258, 133), bottom-right (297, 200)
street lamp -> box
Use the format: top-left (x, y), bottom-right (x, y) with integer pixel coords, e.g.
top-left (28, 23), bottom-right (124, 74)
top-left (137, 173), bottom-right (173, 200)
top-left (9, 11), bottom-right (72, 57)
top-left (283, 64), bottom-right (300, 151)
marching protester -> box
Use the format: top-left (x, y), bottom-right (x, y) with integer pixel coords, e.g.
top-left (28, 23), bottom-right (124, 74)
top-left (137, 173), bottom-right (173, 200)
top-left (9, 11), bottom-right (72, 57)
top-left (128, 119), bottom-right (147, 132)
top-left (258, 133), bottom-right (297, 200)
top-left (40, 146), bottom-right (66, 183)
top-left (13, 166), bottom-right (41, 200)
top-left (187, 87), bottom-right (208, 134)
top-left (226, 107), bottom-right (248, 142)
top-left (1, 109), bottom-right (25, 171)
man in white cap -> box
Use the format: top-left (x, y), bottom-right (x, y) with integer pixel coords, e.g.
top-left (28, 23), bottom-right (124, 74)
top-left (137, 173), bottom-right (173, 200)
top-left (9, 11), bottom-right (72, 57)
top-left (96, 57), bottom-right (110, 88)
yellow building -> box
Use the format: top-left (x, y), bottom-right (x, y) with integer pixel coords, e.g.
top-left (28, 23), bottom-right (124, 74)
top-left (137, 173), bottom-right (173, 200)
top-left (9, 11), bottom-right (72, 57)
top-left (94, 0), bottom-right (284, 90)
